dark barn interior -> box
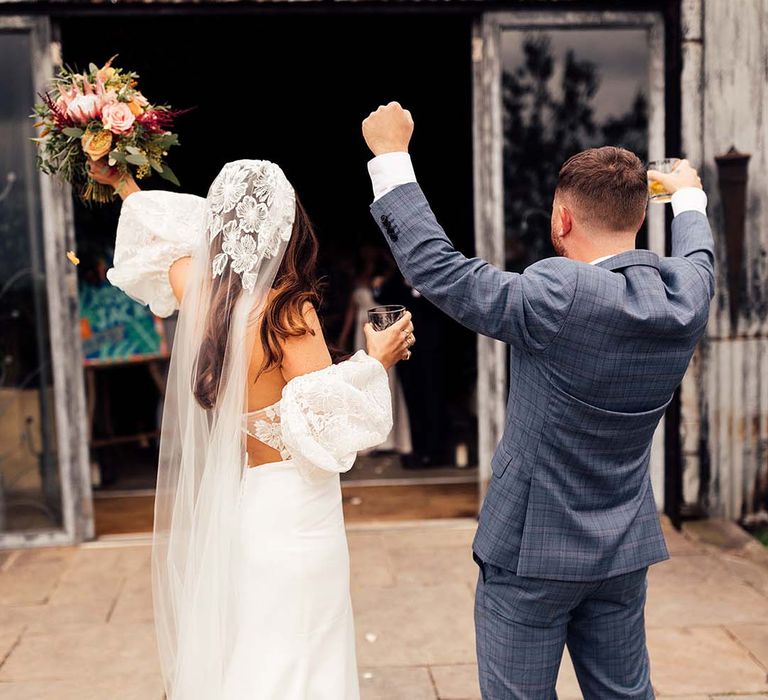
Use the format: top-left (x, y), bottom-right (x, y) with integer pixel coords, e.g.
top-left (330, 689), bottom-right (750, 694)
top-left (57, 11), bottom-right (479, 511)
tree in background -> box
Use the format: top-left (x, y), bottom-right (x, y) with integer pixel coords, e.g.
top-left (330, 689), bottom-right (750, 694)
top-left (503, 34), bottom-right (648, 270)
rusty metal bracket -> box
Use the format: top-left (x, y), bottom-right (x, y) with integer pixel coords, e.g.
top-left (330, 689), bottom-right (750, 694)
top-left (715, 146), bottom-right (751, 332)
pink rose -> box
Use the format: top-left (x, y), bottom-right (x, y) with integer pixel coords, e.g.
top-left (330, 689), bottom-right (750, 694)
top-left (102, 102), bottom-right (136, 135)
top-left (103, 90), bottom-right (118, 105)
top-left (66, 94), bottom-right (100, 124)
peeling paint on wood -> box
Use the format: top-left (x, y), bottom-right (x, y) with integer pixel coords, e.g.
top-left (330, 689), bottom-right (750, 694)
top-left (681, 0), bottom-right (768, 520)
top-left (0, 16), bottom-right (93, 550)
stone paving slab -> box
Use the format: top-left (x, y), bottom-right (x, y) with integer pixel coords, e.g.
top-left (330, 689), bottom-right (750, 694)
top-left (354, 582), bottom-right (476, 667)
top-left (0, 677), bottom-right (164, 700)
top-left (349, 532), bottom-right (396, 589)
top-left (0, 518), bottom-right (766, 699)
top-left (647, 554), bottom-right (768, 627)
top-left (387, 544), bottom-right (477, 588)
top-left (110, 569), bottom-right (153, 624)
top-left (727, 623), bottom-right (768, 668)
top-left (648, 626), bottom-right (768, 696)
top-left (0, 623), bottom-right (159, 683)
top-left (0, 555), bottom-right (66, 606)
top-left (430, 664), bottom-right (481, 699)
top-left (359, 666), bottom-right (436, 700)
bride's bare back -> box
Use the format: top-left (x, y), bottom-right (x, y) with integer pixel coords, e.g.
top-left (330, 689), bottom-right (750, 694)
top-left (172, 261), bottom-right (333, 466)
top-left (245, 299), bottom-right (333, 466)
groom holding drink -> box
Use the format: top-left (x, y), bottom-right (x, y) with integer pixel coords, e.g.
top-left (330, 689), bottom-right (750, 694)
top-left (362, 102), bottom-right (713, 699)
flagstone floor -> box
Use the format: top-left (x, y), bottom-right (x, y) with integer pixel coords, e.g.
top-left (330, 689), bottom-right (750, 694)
top-left (0, 517), bottom-right (767, 699)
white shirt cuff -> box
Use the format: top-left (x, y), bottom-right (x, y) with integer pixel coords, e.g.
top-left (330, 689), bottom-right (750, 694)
top-left (671, 188), bottom-right (708, 217)
top-left (368, 152), bottom-right (416, 201)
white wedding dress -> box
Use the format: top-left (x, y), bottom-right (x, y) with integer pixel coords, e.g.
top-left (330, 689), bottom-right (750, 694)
top-left (109, 185), bottom-right (392, 699)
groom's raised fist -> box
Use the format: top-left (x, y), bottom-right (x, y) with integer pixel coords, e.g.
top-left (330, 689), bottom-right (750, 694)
top-left (362, 102), bottom-right (414, 157)
top-left (647, 159), bottom-right (703, 194)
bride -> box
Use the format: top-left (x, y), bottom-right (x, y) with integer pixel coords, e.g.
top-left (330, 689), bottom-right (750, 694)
top-left (88, 158), bottom-right (415, 699)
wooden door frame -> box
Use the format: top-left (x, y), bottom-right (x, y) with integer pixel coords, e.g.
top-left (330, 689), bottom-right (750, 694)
top-left (0, 16), bottom-right (92, 549)
top-left (472, 9), bottom-right (667, 507)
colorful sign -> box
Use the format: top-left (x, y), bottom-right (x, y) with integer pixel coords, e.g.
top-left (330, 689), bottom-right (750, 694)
top-left (79, 282), bottom-right (168, 365)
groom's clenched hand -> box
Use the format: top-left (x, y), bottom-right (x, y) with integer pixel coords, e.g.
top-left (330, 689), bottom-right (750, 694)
top-left (647, 159), bottom-right (703, 194)
top-left (362, 102), bottom-right (414, 156)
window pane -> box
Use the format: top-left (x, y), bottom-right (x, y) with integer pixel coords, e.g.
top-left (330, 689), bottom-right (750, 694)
top-left (0, 30), bottom-right (63, 533)
top-left (501, 29), bottom-right (650, 270)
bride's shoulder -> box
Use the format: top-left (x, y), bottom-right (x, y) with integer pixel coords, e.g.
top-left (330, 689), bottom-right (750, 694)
top-left (279, 301), bottom-right (332, 381)
top-left (301, 301), bottom-right (322, 329)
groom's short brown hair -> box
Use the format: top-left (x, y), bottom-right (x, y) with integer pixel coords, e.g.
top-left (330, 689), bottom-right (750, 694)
top-left (556, 147), bottom-right (648, 232)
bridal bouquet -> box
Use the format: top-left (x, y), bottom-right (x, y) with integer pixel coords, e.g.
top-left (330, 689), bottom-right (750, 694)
top-left (32, 57), bottom-right (183, 204)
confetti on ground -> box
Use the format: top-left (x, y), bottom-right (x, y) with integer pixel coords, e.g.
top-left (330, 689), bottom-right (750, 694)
top-left (66, 250), bottom-right (80, 266)
top-left (350, 496), bottom-right (363, 506)
top-left (365, 632), bottom-right (377, 643)
top-left (362, 672), bottom-right (374, 680)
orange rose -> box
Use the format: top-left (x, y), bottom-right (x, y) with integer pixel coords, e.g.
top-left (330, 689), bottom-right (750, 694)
top-left (97, 66), bottom-right (116, 83)
top-left (81, 129), bottom-right (113, 161)
top-left (128, 98), bottom-right (144, 116)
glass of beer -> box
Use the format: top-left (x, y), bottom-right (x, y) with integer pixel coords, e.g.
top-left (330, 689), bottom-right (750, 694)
top-left (648, 158), bottom-right (679, 204)
top-left (368, 305), bottom-right (406, 331)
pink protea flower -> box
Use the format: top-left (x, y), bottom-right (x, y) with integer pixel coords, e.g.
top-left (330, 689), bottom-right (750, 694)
top-left (67, 94), bottom-right (101, 124)
top-left (80, 74), bottom-right (94, 95)
top-left (55, 83), bottom-right (79, 113)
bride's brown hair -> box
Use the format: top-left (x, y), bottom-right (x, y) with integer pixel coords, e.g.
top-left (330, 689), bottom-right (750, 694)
top-left (193, 195), bottom-right (322, 410)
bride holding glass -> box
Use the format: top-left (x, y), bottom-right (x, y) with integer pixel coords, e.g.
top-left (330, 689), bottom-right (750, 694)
top-left (88, 158), bottom-right (415, 699)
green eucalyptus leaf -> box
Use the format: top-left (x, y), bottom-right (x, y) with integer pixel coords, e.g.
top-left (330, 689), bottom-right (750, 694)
top-left (109, 149), bottom-right (127, 163)
top-left (159, 164), bottom-right (180, 187)
top-left (125, 153), bottom-right (148, 166)
top-left (155, 133), bottom-right (179, 150)
top-left (62, 127), bottom-right (84, 138)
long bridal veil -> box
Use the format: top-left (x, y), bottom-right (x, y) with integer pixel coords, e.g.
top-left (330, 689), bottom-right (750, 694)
top-left (152, 161), bottom-right (296, 699)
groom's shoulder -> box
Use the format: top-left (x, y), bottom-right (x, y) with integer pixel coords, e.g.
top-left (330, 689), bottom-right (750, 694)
top-left (519, 257), bottom-right (579, 308)
top-left (523, 257), bottom-right (580, 291)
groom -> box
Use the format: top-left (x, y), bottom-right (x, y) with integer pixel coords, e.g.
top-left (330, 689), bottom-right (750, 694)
top-left (361, 103), bottom-right (713, 699)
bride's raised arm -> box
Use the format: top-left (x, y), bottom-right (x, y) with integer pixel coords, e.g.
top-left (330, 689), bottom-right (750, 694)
top-left (89, 160), bottom-right (206, 317)
top-left (280, 302), bottom-right (413, 380)
top-left (278, 304), bottom-right (413, 479)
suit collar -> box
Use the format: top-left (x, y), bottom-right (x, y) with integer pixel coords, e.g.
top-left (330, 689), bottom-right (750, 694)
top-left (595, 249), bottom-right (660, 271)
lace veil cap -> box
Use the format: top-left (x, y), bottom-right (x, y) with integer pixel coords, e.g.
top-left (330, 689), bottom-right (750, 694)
top-left (205, 159), bottom-right (296, 291)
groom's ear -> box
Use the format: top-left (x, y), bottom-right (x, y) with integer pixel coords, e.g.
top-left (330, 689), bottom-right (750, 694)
top-left (559, 205), bottom-right (574, 238)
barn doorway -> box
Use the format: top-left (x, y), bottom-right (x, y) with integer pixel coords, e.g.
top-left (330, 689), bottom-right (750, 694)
top-left (57, 11), bottom-right (480, 534)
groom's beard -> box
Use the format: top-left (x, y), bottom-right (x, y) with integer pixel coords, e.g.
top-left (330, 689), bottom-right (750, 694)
top-left (551, 228), bottom-right (567, 257)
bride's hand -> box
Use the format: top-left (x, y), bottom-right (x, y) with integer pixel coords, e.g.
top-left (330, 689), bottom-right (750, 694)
top-left (364, 312), bottom-right (415, 370)
top-left (86, 158), bottom-right (140, 201)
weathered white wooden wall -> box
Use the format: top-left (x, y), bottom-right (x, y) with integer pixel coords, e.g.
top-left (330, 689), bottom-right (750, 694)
top-left (681, 0), bottom-right (768, 519)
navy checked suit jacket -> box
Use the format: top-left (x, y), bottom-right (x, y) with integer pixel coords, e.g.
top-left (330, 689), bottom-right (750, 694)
top-left (371, 183), bottom-right (714, 581)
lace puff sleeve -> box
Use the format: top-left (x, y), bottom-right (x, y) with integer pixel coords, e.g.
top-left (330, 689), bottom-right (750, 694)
top-left (280, 351), bottom-right (393, 479)
top-left (106, 190), bottom-right (207, 318)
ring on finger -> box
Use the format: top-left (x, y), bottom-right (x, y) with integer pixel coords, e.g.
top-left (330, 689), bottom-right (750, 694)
top-left (403, 349), bottom-right (412, 361)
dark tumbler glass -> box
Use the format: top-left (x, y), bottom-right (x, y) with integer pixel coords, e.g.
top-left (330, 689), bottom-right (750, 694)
top-left (367, 305), bottom-right (406, 331)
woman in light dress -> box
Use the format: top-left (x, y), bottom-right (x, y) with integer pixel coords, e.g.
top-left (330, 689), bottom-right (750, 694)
top-left (89, 158), bottom-right (415, 700)
top-left (338, 247), bottom-right (412, 456)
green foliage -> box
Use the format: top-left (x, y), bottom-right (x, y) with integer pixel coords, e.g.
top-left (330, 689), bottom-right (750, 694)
top-left (502, 34), bottom-right (649, 270)
top-left (159, 164), bottom-right (180, 187)
top-left (753, 528), bottom-right (768, 548)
